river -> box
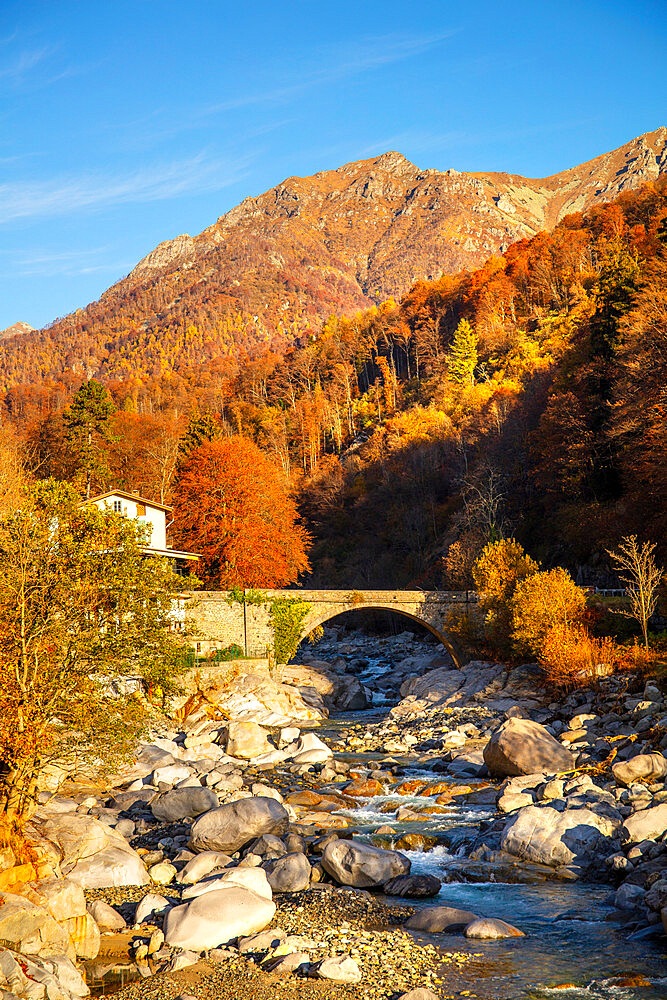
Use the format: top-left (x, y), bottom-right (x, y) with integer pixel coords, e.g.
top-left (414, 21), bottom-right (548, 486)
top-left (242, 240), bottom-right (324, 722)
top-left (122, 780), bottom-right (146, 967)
top-left (315, 705), bottom-right (666, 1000)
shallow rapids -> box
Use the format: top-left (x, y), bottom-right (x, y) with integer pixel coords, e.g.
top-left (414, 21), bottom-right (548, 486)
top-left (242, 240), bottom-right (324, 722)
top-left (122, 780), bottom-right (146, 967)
top-left (318, 710), bottom-right (666, 1000)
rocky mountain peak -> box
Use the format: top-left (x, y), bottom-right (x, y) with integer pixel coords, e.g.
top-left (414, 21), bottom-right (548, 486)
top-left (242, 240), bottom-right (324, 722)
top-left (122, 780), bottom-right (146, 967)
top-left (4, 128), bottom-right (665, 386)
top-left (127, 233), bottom-right (196, 282)
top-left (0, 320), bottom-right (34, 341)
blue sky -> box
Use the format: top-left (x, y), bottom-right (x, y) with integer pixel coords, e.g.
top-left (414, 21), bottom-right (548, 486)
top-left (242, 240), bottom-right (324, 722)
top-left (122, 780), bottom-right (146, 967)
top-left (0, 0), bottom-right (664, 331)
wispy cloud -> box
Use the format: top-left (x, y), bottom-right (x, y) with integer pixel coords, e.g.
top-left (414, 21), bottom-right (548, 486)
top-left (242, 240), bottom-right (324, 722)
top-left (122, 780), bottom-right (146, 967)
top-left (7, 246), bottom-right (131, 278)
top-left (358, 128), bottom-right (470, 159)
top-left (109, 31), bottom-right (454, 148)
top-left (204, 31), bottom-right (454, 114)
top-left (0, 152), bottom-right (251, 223)
top-left (0, 46), bottom-right (52, 82)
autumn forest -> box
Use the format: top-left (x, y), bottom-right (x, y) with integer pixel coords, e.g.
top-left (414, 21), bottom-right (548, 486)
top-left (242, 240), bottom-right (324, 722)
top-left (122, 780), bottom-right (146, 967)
top-left (1, 176), bottom-right (666, 591)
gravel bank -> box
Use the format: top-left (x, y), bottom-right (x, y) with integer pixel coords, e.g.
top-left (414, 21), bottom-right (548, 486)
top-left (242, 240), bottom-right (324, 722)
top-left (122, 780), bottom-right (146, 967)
top-left (93, 884), bottom-right (480, 999)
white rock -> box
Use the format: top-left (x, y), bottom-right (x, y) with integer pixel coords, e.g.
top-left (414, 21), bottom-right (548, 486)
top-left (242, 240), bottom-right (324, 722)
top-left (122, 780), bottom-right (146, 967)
top-left (86, 899), bottom-right (127, 931)
top-left (164, 887), bottom-right (275, 950)
top-left (149, 862), bottom-right (177, 885)
top-left (251, 783), bottom-right (284, 802)
top-left (189, 796), bottom-right (289, 853)
top-left (152, 764), bottom-right (193, 786)
top-left (134, 892), bottom-right (170, 925)
top-left (66, 845), bottom-right (150, 888)
top-left (321, 840), bottom-right (410, 888)
top-left (501, 803), bottom-right (621, 868)
top-left (622, 803), bottom-right (667, 843)
top-left (317, 956), bottom-right (362, 982)
top-left (179, 851), bottom-right (233, 884)
top-left (0, 892), bottom-right (69, 957)
top-left (28, 877), bottom-right (86, 923)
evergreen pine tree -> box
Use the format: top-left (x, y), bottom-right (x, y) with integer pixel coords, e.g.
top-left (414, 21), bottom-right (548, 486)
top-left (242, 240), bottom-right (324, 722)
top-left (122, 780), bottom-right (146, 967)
top-left (63, 379), bottom-right (115, 497)
top-left (447, 319), bottom-right (478, 385)
top-left (178, 411), bottom-right (222, 461)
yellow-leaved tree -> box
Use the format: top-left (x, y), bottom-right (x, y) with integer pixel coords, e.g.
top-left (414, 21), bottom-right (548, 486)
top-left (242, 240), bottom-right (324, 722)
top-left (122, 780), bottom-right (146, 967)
top-left (472, 539), bottom-right (539, 652)
top-left (0, 478), bottom-right (189, 827)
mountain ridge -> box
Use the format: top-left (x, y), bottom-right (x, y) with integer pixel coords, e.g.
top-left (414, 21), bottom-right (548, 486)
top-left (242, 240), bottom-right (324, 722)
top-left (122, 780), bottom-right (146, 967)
top-left (124, 126), bottom-right (667, 292)
top-left (1, 127), bottom-right (665, 389)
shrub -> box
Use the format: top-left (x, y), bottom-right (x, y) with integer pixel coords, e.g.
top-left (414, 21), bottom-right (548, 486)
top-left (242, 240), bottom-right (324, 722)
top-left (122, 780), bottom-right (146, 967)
top-left (472, 539), bottom-right (539, 650)
top-left (511, 568), bottom-right (587, 658)
top-left (540, 624), bottom-right (620, 689)
top-left (616, 640), bottom-right (662, 679)
top-left (211, 643), bottom-right (244, 662)
top-left (269, 597), bottom-right (311, 665)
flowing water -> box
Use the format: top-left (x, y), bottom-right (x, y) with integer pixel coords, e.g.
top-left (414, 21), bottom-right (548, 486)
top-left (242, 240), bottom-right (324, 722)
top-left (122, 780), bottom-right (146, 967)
top-left (317, 710), bottom-right (667, 1000)
top-left (90, 646), bottom-right (666, 997)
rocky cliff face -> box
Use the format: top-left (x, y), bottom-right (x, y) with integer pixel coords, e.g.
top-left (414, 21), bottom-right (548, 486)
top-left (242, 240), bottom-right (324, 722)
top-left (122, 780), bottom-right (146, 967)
top-left (123, 126), bottom-right (667, 301)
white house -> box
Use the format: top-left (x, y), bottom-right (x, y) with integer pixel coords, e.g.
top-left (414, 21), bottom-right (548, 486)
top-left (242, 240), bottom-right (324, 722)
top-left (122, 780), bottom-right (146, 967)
top-left (87, 490), bottom-right (199, 573)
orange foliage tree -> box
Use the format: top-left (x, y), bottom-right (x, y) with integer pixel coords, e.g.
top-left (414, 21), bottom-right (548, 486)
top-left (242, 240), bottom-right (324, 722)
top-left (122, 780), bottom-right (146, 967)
top-left (172, 436), bottom-right (311, 588)
top-left (511, 568), bottom-right (587, 658)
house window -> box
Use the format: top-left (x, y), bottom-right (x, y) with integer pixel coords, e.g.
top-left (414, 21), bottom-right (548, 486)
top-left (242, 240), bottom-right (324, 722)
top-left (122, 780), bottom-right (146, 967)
top-left (113, 500), bottom-right (122, 513)
top-left (136, 503), bottom-right (146, 516)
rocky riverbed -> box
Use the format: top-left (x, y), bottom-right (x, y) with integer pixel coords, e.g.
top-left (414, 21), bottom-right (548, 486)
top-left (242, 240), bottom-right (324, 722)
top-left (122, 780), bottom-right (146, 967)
top-left (1, 626), bottom-right (666, 999)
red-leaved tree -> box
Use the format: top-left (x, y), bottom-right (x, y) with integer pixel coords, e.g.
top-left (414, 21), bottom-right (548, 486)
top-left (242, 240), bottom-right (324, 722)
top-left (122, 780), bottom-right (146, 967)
top-left (172, 435), bottom-right (311, 588)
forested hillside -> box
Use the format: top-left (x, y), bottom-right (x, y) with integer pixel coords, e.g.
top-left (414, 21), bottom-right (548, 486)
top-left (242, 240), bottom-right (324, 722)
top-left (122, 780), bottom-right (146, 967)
top-left (5, 175), bottom-right (665, 588)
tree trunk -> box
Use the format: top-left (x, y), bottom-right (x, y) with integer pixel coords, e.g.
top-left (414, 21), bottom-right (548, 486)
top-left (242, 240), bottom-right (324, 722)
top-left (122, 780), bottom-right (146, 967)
top-left (0, 760), bottom-right (40, 825)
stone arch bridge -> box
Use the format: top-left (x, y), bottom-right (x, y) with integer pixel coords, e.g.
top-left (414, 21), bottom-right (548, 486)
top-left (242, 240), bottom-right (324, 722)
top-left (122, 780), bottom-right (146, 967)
top-left (185, 590), bottom-right (480, 668)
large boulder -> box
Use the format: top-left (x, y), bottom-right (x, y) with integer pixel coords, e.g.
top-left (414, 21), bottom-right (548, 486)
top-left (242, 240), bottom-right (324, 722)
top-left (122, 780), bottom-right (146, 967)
top-left (622, 803), bottom-right (667, 843)
top-left (0, 892), bottom-right (70, 957)
top-left (41, 814), bottom-right (108, 867)
top-left (87, 899), bottom-right (127, 931)
top-left (64, 911), bottom-right (100, 960)
top-left (287, 732), bottom-right (333, 765)
top-left (225, 721), bottom-right (272, 759)
top-left (151, 787), bottom-right (218, 823)
top-left (501, 803), bottom-right (621, 868)
top-left (152, 763), bottom-right (193, 786)
top-left (25, 877), bottom-right (86, 923)
top-left (483, 719), bottom-right (574, 777)
top-left (190, 797), bottom-right (289, 853)
top-left (383, 874), bottom-right (441, 898)
top-left (0, 949), bottom-right (89, 1000)
top-left (464, 917), bottom-right (524, 939)
top-left (612, 753), bottom-right (667, 788)
top-left (321, 840), bottom-right (410, 888)
top-left (164, 886), bottom-right (275, 950)
top-left (41, 813), bottom-right (149, 888)
top-left (66, 845), bottom-right (150, 888)
top-left (399, 667), bottom-right (464, 701)
top-left (283, 664), bottom-right (367, 711)
top-left (135, 892), bottom-right (171, 925)
top-left (405, 906), bottom-right (478, 932)
top-left (178, 666), bottom-right (327, 728)
top-left (179, 851), bottom-right (233, 884)
top-left (264, 853), bottom-right (311, 892)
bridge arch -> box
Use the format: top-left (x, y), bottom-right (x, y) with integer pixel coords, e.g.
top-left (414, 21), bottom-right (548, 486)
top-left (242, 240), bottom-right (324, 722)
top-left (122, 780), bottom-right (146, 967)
top-left (301, 603), bottom-right (463, 669)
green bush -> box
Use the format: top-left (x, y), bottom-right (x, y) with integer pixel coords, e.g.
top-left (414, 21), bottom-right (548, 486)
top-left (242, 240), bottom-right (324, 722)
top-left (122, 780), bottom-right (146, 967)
top-left (269, 597), bottom-right (310, 664)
